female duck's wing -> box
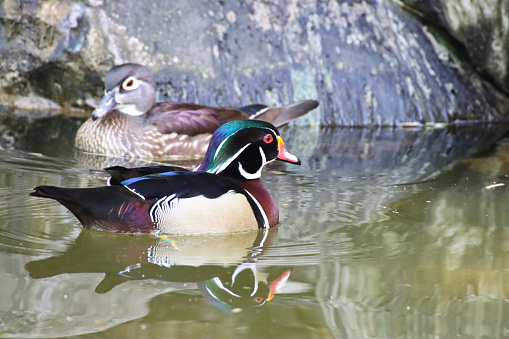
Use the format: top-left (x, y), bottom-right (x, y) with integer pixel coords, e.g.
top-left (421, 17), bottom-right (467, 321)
top-left (146, 102), bottom-right (249, 136)
top-left (145, 100), bottom-right (320, 135)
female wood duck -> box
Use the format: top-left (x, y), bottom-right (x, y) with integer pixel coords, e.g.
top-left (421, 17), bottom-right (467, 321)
top-left (32, 120), bottom-right (300, 234)
top-left (75, 63), bottom-right (319, 158)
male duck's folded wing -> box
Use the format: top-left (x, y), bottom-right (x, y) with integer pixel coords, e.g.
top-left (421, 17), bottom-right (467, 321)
top-left (105, 165), bottom-right (190, 186)
top-left (122, 171), bottom-right (245, 200)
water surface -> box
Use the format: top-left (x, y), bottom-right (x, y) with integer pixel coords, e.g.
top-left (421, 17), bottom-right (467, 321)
top-left (1, 107), bottom-right (509, 338)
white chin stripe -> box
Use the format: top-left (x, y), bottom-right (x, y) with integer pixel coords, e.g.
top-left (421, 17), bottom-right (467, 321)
top-left (238, 146), bottom-right (266, 180)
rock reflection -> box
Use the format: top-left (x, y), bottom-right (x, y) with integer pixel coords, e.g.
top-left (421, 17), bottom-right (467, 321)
top-left (275, 123), bottom-right (509, 238)
top-left (315, 159), bottom-right (509, 338)
top-left (305, 124), bottom-right (509, 181)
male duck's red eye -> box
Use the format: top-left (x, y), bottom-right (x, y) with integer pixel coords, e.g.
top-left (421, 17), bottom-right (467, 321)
top-left (263, 134), bottom-right (273, 144)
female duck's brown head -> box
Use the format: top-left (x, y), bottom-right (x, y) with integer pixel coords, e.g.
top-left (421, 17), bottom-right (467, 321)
top-left (92, 63), bottom-right (156, 119)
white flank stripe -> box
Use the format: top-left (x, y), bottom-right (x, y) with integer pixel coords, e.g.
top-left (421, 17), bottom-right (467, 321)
top-left (149, 194), bottom-right (177, 226)
top-left (244, 189), bottom-right (269, 229)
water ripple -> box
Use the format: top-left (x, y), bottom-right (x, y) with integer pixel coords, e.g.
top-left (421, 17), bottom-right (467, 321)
top-left (260, 242), bottom-right (321, 266)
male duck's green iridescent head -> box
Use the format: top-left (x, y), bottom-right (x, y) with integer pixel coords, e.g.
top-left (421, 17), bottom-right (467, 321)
top-left (196, 119), bottom-right (300, 179)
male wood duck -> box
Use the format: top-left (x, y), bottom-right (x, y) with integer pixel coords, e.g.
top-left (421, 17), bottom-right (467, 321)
top-left (75, 63), bottom-right (319, 158)
top-left (32, 120), bottom-right (300, 234)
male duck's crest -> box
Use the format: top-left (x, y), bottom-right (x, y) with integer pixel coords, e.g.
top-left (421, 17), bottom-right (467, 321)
top-left (32, 120), bottom-right (301, 234)
top-left (75, 63), bottom-right (319, 159)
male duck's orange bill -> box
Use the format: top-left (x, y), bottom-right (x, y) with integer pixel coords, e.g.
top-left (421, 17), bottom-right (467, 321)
top-left (276, 136), bottom-right (301, 165)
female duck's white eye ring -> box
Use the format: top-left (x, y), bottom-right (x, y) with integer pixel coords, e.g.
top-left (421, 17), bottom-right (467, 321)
top-left (122, 76), bottom-right (140, 91)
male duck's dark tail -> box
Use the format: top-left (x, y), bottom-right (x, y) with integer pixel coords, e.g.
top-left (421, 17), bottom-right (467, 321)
top-left (30, 186), bottom-right (154, 232)
top-left (247, 100), bottom-right (319, 128)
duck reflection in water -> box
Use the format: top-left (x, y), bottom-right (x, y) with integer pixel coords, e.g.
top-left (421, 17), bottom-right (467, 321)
top-left (25, 227), bottom-right (290, 311)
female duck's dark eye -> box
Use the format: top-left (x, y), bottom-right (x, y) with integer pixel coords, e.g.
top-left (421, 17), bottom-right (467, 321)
top-left (263, 134), bottom-right (273, 144)
top-left (122, 76), bottom-right (139, 90)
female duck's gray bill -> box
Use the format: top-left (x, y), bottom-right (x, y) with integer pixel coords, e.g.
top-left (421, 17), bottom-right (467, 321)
top-left (92, 90), bottom-right (118, 120)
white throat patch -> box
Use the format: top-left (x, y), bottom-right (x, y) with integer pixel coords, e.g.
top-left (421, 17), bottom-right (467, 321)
top-left (117, 103), bottom-right (144, 116)
top-left (114, 88), bottom-right (144, 116)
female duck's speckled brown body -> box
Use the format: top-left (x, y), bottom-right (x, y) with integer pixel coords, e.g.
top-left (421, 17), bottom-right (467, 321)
top-left (75, 110), bottom-right (211, 158)
top-left (74, 63), bottom-right (319, 159)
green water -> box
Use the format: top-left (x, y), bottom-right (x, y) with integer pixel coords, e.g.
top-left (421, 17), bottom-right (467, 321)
top-left (1, 107), bottom-right (509, 338)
